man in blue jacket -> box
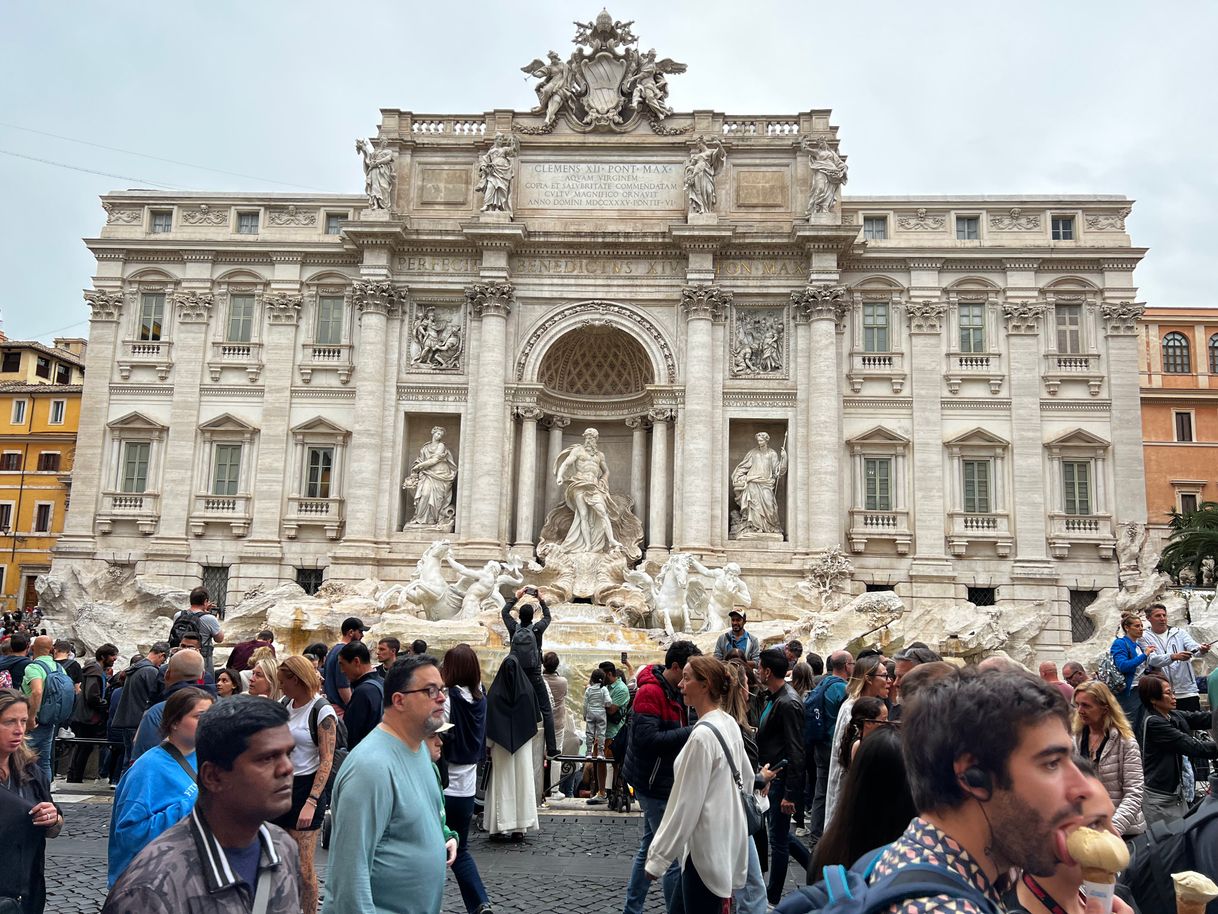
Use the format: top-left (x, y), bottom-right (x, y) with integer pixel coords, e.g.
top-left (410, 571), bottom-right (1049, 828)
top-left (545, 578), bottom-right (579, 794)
top-left (807, 650), bottom-right (852, 840)
top-left (621, 639), bottom-right (701, 914)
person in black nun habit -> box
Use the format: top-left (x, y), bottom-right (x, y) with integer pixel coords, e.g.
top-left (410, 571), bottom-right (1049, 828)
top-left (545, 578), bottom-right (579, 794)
top-left (484, 654), bottom-right (541, 842)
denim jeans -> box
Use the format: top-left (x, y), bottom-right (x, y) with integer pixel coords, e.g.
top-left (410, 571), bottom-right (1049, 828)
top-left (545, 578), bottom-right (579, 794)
top-left (732, 830), bottom-right (767, 914)
top-left (28, 722), bottom-right (56, 782)
top-left (623, 792), bottom-right (683, 914)
top-left (810, 742), bottom-right (832, 838)
top-left (767, 775), bottom-right (811, 904)
top-left (444, 794), bottom-right (490, 913)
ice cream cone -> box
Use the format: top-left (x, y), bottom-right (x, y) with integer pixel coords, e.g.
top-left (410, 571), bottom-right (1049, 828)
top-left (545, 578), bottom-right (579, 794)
top-left (1177, 901), bottom-right (1208, 914)
top-left (1173, 871), bottom-right (1218, 914)
top-left (1080, 867), bottom-right (1116, 885)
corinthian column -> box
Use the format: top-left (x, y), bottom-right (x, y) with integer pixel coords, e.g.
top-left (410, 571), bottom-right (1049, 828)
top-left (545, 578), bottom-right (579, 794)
top-left (545, 416), bottom-right (570, 499)
top-left (513, 406), bottom-right (542, 550)
top-left (678, 284), bottom-right (731, 553)
top-left (626, 415), bottom-right (649, 522)
top-left (343, 280), bottom-right (401, 543)
top-left (791, 285), bottom-right (847, 552)
top-left (647, 408), bottom-right (673, 559)
top-left (465, 281), bottom-right (514, 545)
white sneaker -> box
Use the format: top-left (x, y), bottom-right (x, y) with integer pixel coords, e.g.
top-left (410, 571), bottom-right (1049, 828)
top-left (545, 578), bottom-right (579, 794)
top-left (794, 826), bottom-right (810, 838)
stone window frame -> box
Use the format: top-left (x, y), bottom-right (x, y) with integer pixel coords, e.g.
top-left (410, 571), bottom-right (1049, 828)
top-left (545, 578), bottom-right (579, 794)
top-left (845, 425), bottom-right (911, 554)
top-left (48, 399), bottom-right (66, 426)
top-left (1046, 428), bottom-right (1109, 518)
top-left (125, 275), bottom-right (178, 343)
top-left (1044, 289), bottom-right (1099, 356)
top-left (10, 398), bottom-right (27, 425)
top-left (35, 450), bottom-right (61, 473)
top-left (1050, 213), bottom-right (1077, 241)
top-left (846, 284), bottom-right (907, 394)
top-left (288, 416), bottom-right (350, 501)
top-left (0, 501), bottom-right (13, 533)
top-left (32, 501), bottom-right (53, 534)
top-left (303, 279), bottom-right (354, 347)
top-left (1171, 479), bottom-right (1206, 516)
top-left (1173, 409), bottom-right (1195, 443)
top-left (1209, 333), bottom-right (1218, 375)
top-left (213, 278), bottom-right (266, 345)
top-left (943, 285), bottom-right (1005, 394)
top-left (954, 213), bottom-right (982, 241)
top-left (324, 211), bottom-right (350, 235)
top-left (861, 213), bottom-right (889, 241)
top-left (233, 208), bottom-right (262, 236)
top-left (945, 428), bottom-right (1009, 517)
top-left (194, 414), bottom-right (259, 501)
top-left (148, 208), bottom-right (174, 234)
top-left (104, 412), bottom-right (167, 496)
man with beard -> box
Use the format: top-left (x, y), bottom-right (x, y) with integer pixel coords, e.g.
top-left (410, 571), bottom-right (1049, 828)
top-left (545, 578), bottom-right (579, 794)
top-left (860, 668), bottom-right (1091, 913)
top-left (323, 655), bottom-right (456, 914)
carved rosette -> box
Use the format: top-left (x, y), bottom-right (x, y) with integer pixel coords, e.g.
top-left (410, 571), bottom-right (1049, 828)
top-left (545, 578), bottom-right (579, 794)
top-left (84, 289), bottom-right (124, 322)
top-left (903, 300), bottom-right (948, 334)
top-left (466, 281), bottom-right (515, 319)
top-left (790, 285), bottom-right (848, 323)
top-left (680, 284), bottom-right (732, 321)
top-left (172, 291), bottom-right (214, 323)
top-left (1002, 301), bottom-right (1048, 334)
top-left (353, 279), bottom-right (403, 316)
top-left (1100, 301), bottom-right (1144, 335)
top-left (263, 292), bottom-right (303, 325)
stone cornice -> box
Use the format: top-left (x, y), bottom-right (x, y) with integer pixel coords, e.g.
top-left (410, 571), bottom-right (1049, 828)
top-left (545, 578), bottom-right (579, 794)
top-left (790, 285), bottom-right (848, 323)
top-left (460, 221), bottom-right (528, 251)
top-left (84, 289), bottom-right (124, 322)
top-left (680, 283), bottom-right (732, 321)
top-left (668, 223), bottom-right (736, 253)
top-left (466, 281), bottom-right (515, 318)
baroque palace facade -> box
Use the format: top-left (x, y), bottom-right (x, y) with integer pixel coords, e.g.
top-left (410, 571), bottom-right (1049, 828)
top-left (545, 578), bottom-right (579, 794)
top-left (52, 15), bottom-right (1147, 650)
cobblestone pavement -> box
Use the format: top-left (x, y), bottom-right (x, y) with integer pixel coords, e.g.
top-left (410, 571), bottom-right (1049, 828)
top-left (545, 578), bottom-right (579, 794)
top-left (47, 790), bottom-right (802, 913)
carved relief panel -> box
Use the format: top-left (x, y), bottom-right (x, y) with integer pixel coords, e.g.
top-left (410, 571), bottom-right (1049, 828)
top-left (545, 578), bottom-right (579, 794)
top-left (729, 305), bottom-right (787, 379)
top-left (407, 300), bottom-right (466, 372)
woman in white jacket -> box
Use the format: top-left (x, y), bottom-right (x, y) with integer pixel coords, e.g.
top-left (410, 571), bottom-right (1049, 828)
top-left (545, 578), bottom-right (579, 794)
top-left (646, 655), bottom-right (750, 910)
top-left (1073, 679), bottom-right (1145, 839)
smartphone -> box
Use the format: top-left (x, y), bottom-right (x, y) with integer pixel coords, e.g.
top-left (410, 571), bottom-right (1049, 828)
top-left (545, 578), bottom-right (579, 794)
top-left (620, 651), bottom-right (629, 663)
top-left (773, 759), bottom-right (788, 771)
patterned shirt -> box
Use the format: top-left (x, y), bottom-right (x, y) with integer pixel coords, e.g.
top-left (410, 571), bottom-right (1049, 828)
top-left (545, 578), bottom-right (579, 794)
top-left (868, 817), bottom-right (1001, 914)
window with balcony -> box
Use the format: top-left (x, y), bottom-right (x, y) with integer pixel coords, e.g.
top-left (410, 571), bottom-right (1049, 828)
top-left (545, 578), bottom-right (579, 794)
top-left (33, 503), bottom-right (52, 533)
top-left (236, 211), bottom-right (260, 234)
top-left (945, 428), bottom-right (1012, 557)
top-left (1174, 411), bottom-right (1194, 442)
top-left (138, 293), bottom-right (165, 341)
top-left (121, 442), bottom-right (150, 493)
top-left (325, 213), bottom-right (347, 235)
top-left (1055, 304), bottom-right (1082, 354)
top-left (306, 446), bottom-right (334, 498)
top-left (35, 356), bottom-right (50, 379)
top-left (49, 400), bottom-right (66, 425)
top-left (316, 295), bottom-right (344, 345)
top-left (227, 294), bottom-right (256, 343)
top-left (211, 444), bottom-right (243, 496)
top-left (150, 210), bottom-right (173, 233)
top-left (1162, 332), bottom-right (1191, 374)
top-left (1051, 215), bottom-right (1075, 240)
top-left (862, 302), bottom-right (890, 353)
top-left (962, 459), bottom-right (992, 513)
top-left (862, 216), bottom-right (888, 241)
top-left (36, 452), bottom-right (60, 472)
top-left (11, 400), bottom-right (26, 425)
top-left (864, 457), bottom-right (892, 511)
top-left (1062, 460), bottom-right (1092, 515)
top-left (958, 303), bottom-right (986, 353)
top-left (1, 351), bottom-right (19, 373)
top-left (956, 216), bottom-right (980, 240)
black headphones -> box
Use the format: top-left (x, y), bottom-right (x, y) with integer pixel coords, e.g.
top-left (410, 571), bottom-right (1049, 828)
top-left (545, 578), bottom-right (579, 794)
top-left (962, 766), bottom-right (992, 794)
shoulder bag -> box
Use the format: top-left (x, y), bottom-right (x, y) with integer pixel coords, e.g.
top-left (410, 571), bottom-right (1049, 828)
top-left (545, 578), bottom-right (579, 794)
top-left (697, 720), bottom-right (764, 835)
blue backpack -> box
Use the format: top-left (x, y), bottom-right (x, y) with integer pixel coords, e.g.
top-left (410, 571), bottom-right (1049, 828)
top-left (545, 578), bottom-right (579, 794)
top-left (34, 656), bottom-right (77, 727)
top-left (776, 847), bottom-right (1003, 914)
top-left (804, 675), bottom-right (844, 746)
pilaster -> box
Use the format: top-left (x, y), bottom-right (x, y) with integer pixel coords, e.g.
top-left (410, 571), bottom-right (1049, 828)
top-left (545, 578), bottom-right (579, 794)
top-left (905, 299), bottom-right (953, 575)
top-left (1102, 301), bottom-right (1148, 524)
top-left (464, 281), bottom-right (515, 546)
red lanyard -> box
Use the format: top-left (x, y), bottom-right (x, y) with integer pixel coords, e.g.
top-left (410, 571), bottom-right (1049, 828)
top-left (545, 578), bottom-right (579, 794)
top-left (1022, 874), bottom-right (1081, 914)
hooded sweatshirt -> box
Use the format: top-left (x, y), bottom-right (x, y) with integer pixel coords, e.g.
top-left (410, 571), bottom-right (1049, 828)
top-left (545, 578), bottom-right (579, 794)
top-left (623, 662), bottom-right (693, 798)
top-left (107, 744), bottom-right (198, 886)
top-left (0, 653), bottom-right (31, 691)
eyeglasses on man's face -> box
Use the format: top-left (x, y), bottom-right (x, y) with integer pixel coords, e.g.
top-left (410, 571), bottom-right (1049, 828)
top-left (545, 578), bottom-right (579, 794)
top-left (402, 683), bottom-right (445, 701)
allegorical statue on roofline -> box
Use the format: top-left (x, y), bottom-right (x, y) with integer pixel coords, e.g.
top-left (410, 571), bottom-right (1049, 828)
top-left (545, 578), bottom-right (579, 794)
top-left (355, 137), bottom-right (395, 210)
top-left (520, 10), bottom-right (686, 131)
top-left (476, 133), bottom-right (519, 214)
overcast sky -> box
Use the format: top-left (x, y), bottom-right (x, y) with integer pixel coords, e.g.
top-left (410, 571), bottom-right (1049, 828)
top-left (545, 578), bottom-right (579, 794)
top-left (2, 1), bottom-right (1215, 342)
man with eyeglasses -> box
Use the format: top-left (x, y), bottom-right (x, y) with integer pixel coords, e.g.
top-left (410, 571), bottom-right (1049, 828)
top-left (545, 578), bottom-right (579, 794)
top-left (323, 655), bottom-right (457, 914)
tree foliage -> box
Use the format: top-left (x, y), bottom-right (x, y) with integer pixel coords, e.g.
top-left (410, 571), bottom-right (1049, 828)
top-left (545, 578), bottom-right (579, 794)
top-left (1159, 500), bottom-right (1218, 578)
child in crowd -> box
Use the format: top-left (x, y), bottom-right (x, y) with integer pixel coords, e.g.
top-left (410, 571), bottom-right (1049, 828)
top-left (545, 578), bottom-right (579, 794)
top-left (583, 669), bottom-right (611, 774)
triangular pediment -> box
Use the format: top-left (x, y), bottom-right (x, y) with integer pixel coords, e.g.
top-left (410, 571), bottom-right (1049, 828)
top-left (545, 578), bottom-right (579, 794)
top-left (290, 416), bottom-right (350, 438)
top-left (199, 413), bottom-right (258, 433)
top-left (945, 427), bottom-right (1009, 447)
top-left (106, 411), bottom-right (166, 432)
top-left (846, 426), bottom-right (910, 446)
top-left (1047, 428), bottom-right (1110, 448)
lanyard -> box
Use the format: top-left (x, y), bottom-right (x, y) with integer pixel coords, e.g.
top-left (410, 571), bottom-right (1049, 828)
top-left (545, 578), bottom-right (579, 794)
top-left (1022, 874), bottom-right (1082, 914)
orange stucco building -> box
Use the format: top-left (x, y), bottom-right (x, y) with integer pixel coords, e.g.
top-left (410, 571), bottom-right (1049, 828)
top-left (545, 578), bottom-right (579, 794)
top-left (1139, 307), bottom-right (1218, 539)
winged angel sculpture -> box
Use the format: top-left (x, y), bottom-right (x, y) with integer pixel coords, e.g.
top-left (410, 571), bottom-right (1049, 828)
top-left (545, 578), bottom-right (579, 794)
top-left (521, 11), bottom-right (686, 129)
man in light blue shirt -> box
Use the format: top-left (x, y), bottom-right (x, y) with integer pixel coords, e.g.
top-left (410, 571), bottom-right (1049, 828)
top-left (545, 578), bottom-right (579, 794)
top-left (323, 654), bottom-right (456, 914)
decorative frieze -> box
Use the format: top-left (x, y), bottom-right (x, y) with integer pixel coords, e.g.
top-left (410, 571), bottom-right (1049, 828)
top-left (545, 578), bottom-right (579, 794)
top-left (181, 205), bottom-right (227, 226)
top-left (172, 290), bottom-right (214, 323)
top-left (1085, 210), bottom-right (1130, 231)
top-left (466, 281), bottom-right (515, 318)
top-left (267, 205), bottom-right (317, 226)
top-left (897, 209), bottom-right (945, 231)
top-left (903, 300), bottom-right (947, 334)
top-left (989, 208), bottom-right (1041, 231)
top-left (84, 289), bottom-right (124, 322)
top-left (790, 285), bottom-right (847, 323)
top-left (1002, 300), bottom-right (1047, 334)
top-left (397, 384), bottom-right (469, 403)
top-left (103, 203), bottom-right (141, 224)
top-left (1099, 300), bottom-right (1144, 335)
top-left (680, 283), bottom-right (732, 321)
top-left (408, 302), bottom-right (465, 371)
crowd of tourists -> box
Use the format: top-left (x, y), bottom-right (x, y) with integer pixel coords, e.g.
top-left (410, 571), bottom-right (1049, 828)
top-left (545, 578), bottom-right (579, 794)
top-left (2, 592), bottom-right (1218, 913)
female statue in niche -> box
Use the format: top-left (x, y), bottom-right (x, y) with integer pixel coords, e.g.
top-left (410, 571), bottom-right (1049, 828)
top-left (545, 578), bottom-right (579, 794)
top-left (731, 431), bottom-right (788, 537)
top-left (402, 427), bottom-right (457, 529)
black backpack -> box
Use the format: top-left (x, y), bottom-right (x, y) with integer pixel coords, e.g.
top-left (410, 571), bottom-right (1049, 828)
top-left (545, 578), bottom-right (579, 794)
top-left (510, 623), bottom-right (540, 671)
top-left (168, 609), bottom-right (206, 649)
top-left (1120, 801), bottom-right (1218, 914)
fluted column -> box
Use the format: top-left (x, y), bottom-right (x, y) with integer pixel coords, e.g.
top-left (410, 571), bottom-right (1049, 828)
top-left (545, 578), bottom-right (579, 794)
top-left (1004, 300), bottom-right (1052, 566)
top-left (343, 280), bottom-right (400, 542)
top-left (545, 416), bottom-right (570, 500)
top-left (647, 407), bottom-right (673, 558)
top-left (627, 416), bottom-right (648, 522)
top-left (678, 284), bottom-right (731, 553)
top-left (513, 407), bottom-right (542, 548)
top-left (791, 285), bottom-right (848, 552)
top-left (465, 281), bottom-right (514, 545)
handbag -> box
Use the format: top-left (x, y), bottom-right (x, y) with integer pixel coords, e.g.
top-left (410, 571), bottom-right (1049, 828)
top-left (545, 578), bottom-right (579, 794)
top-left (697, 720), bottom-right (765, 835)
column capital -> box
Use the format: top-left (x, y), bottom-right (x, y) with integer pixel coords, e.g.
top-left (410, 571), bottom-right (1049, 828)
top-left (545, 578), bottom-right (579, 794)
top-left (172, 290), bottom-right (214, 323)
top-left (625, 415), bottom-right (650, 430)
top-left (1100, 300), bottom-right (1144, 335)
top-left (514, 405), bottom-right (543, 422)
top-left (264, 292), bottom-right (303, 325)
top-left (790, 284), bottom-right (847, 323)
top-left (1002, 300), bottom-right (1048, 334)
top-left (903, 299), bottom-right (948, 334)
top-left (544, 415), bottom-right (571, 431)
top-left (466, 281), bottom-right (515, 318)
top-left (647, 407), bottom-right (675, 423)
top-left (680, 283), bottom-right (731, 321)
top-left (84, 288), bottom-right (124, 322)
top-left (353, 279), bottom-right (404, 316)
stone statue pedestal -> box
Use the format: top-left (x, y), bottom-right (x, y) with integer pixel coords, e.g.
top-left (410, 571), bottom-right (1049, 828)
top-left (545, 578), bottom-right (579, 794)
top-left (688, 212), bottom-right (719, 226)
top-left (806, 212), bottom-right (840, 226)
top-left (360, 207), bottom-right (393, 222)
top-left (735, 531), bottom-right (783, 542)
top-left (478, 210), bottom-right (513, 224)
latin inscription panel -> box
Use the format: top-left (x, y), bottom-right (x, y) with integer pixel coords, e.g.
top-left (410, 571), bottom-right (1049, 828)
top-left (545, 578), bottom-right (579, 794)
top-left (517, 161), bottom-right (684, 211)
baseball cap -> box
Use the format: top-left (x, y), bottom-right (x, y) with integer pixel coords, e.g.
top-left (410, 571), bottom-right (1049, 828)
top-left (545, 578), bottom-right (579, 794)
top-left (341, 616), bottom-right (367, 634)
top-left (728, 610), bottom-right (746, 621)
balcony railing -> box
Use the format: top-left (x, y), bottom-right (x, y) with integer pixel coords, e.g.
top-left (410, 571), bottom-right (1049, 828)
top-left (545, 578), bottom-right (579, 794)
top-left (1043, 352), bottom-right (1104, 397)
top-left (847, 508), bottom-right (911, 554)
top-left (190, 493), bottom-right (252, 537)
top-left (118, 340), bottom-right (174, 381)
top-left (947, 511), bottom-right (1013, 557)
top-left (97, 490), bottom-right (160, 535)
top-left (944, 351), bottom-right (1005, 395)
top-left (846, 351), bottom-right (906, 394)
top-left (208, 340), bottom-right (263, 382)
top-left (1048, 512), bottom-right (1116, 559)
top-left (299, 342), bottom-right (353, 384)
top-left (283, 495), bottom-right (345, 540)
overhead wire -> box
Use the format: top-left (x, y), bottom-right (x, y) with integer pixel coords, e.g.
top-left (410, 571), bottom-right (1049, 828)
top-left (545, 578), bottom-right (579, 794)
top-left (0, 148), bottom-right (186, 189)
